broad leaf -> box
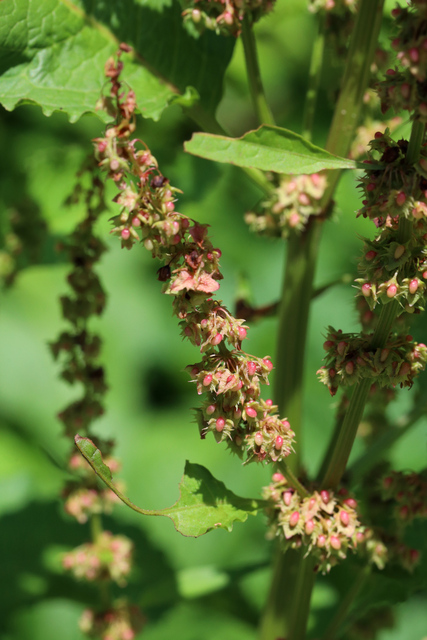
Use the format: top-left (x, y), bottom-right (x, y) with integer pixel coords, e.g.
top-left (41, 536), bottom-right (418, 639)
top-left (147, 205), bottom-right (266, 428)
top-left (159, 461), bottom-right (262, 537)
top-left (0, 0), bottom-right (234, 122)
top-left (184, 125), bottom-right (362, 174)
top-left (75, 436), bottom-right (262, 537)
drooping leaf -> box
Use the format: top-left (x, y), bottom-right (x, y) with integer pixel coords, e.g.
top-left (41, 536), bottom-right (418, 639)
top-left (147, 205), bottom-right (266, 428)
top-left (0, 0), bottom-right (234, 122)
top-left (184, 125), bottom-right (364, 174)
top-left (75, 436), bottom-right (263, 537)
top-left (158, 461), bottom-right (262, 537)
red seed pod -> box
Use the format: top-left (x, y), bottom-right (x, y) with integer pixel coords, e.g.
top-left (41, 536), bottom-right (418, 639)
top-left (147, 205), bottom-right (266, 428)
top-left (203, 374), bottom-right (213, 386)
top-left (246, 406), bottom-right (257, 419)
top-left (262, 358), bottom-right (274, 371)
top-left (121, 228), bottom-right (130, 240)
top-left (323, 340), bottom-right (335, 350)
top-left (206, 404), bottom-right (216, 415)
top-left (317, 535), bottom-right (326, 548)
top-left (387, 284), bottom-right (398, 298)
top-left (274, 436), bottom-right (284, 450)
top-left (238, 327), bottom-right (247, 340)
top-left (254, 432), bottom-right (263, 446)
top-left (281, 419), bottom-right (290, 430)
top-left (395, 192), bottom-right (406, 207)
top-left (409, 279), bottom-right (419, 294)
top-left (320, 490), bottom-right (330, 504)
top-left (289, 511), bottom-right (300, 528)
top-left (337, 341), bottom-right (347, 356)
top-left (365, 250), bottom-right (377, 261)
top-left (272, 473), bottom-right (285, 483)
top-left (340, 510), bottom-right (350, 527)
top-left (283, 490), bottom-right (293, 506)
top-left (215, 417), bottom-right (225, 432)
top-left (247, 361), bottom-right (257, 376)
top-left (344, 498), bottom-right (357, 509)
top-left (330, 535), bottom-right (341, 550)
top-left (305, 519), bottom-right (314, 535)
top-left (362, 283), bottom-right (371, 297)
top-left (345, 361), bottom-right (354, 375)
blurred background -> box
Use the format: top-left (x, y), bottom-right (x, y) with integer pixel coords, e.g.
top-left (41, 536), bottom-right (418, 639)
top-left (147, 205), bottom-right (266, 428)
top-left (0, 0), bottom-right (426, 638)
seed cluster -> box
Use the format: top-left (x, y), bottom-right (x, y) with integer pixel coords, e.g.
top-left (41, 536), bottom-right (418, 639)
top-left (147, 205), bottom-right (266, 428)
top-left (245, 173), bottom-right (327, 238)
top-left (79, 603), bottom-right (145, 640)
top-left (381, 469), bottom-right (427, 525)
top-left (180, 0), bottom-right (275, 37)
top-left (94, 48), bottom-right (295, 465)
top-left (263, 473), bottom-right (365, 573)
top-left (318, 326), bottom-right (427, 396)
top-left (378, 2), bottom-right (427, 121)
top-left (62, 531), bottom-right (133, 585)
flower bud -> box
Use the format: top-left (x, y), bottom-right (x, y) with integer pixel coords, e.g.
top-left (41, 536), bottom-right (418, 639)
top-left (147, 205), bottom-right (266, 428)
top-left (289, 511), bottom-right (300, 527)
top-left (339, 510), bottom-right (350, 526)
top-left (254, 432), bottom-right (263, 446)
top-left (330, 535), bottom-right (341, 550)
top-left (215, 417), bottom-right (225, 432)
top-left (387, 284), bottom-right (397, 298)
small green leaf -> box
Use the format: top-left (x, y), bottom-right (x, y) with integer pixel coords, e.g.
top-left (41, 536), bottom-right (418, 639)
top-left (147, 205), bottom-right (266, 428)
top-left (160, 461), bottom-right (262, 537)
top-left (75, 435), bottom-right (112, 482)
top-left (184, 125), bottom-right (361, 174)
top-left (74, 436), bottom-right (263, 537)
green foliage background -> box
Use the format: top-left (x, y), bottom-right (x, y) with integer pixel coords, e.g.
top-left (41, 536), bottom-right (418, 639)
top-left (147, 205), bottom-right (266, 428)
top-left (0, 0), bottom-right (426, 638)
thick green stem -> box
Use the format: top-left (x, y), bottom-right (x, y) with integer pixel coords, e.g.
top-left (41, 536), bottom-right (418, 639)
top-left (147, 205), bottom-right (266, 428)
top-left (275, 221), bottom-right (322, 474)
top-left (260, 2), bottom-right (385, 639)
top-left (302, 15), bottom-right (325, 141)
top-left (241, 15), bottom-right (275, 125)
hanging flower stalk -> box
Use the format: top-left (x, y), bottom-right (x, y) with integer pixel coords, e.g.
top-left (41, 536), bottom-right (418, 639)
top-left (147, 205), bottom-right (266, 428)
top-left (94, 46), bottom-right (295, 466)
top-left (50, 163), bottom-right (144, 640)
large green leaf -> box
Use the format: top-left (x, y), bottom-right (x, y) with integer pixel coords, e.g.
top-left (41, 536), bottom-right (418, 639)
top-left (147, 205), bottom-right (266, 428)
top-left (184, 125), bottom-right (362, 174)
top-left (0, 0), bottom-right (234, 122)
top-left (75, 435), bottom-right (262, 537)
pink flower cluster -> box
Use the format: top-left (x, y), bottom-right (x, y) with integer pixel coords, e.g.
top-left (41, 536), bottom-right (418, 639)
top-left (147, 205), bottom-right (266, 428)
top-left (318, 326), bottom-right (427, 396)
top-left (63, 451), bottom-right (122, 524)
top-left (94, 50), bottom-right (295, 465)
top-left (245, 173), bottom-right (327, 238)
top-left (63, 531), bottom-right (133, 586)
top-left (180, 0), bottom-right (276, 37)
top-left (80, 601), bottom-right (145, 640)
top-left (381, 469), bottom-right (427, 525)
top-left (377, 2), bottom-right (427, 120)
top-left (263, 473), bottom-right (364, 573)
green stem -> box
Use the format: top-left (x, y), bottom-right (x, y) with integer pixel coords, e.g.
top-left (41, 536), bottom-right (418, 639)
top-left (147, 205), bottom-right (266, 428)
top-left (302, 14), bottom-right (325, 141)
top-left (260, 3), bottom-right (385, 639)
top-left (275, 221), bottom-right (322, 474)
top-left (90, 513), bottom-right (103, 542)
top-left (241, 15), bottom-right (275, 126)
top-left (278, 461), bottom-right (310, 497)
top-left (320, 566), bottom-right (370, 640)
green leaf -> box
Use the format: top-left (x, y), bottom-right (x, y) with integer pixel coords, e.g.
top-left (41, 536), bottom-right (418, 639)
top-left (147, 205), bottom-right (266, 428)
top-left (159, 461), bottom-right (262, 537)
top-left (0, 0), bottom-right (234, 122)
top-left (75, 436), bottom-right (262, 537)
top-left (184, 125), bottom-right (361, 174)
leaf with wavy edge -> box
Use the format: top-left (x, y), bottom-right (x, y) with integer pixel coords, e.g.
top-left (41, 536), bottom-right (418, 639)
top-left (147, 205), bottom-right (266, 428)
top-left (0, 0), bottom-right (233, 122)
top-left (184, 125), bottom-right (372, 174)
top-left (75, 435), bottom-right (263, 537)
